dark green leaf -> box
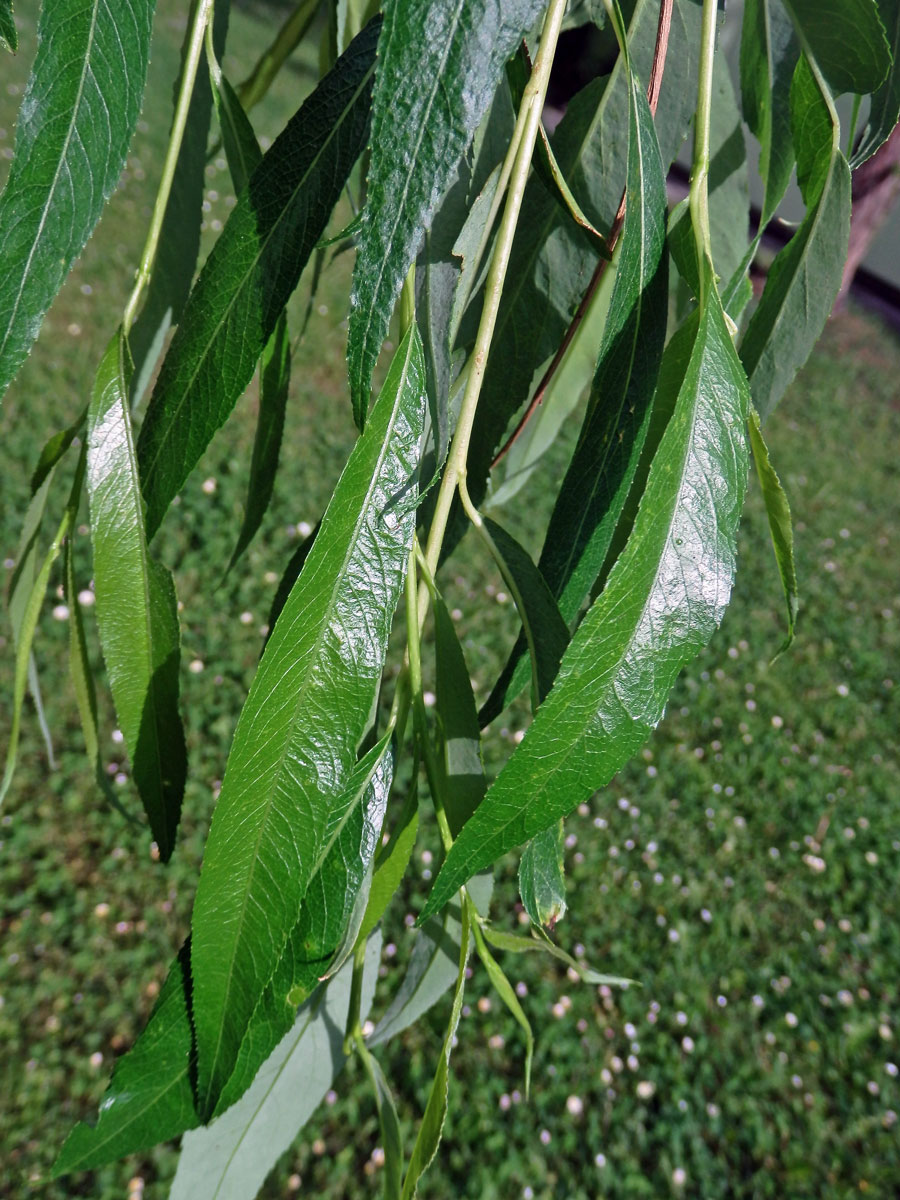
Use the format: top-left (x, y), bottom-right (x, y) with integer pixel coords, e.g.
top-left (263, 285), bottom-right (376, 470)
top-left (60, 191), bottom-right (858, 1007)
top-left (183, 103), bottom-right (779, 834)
top-left (227, 312), bottom-right (291, 571)
top-left (30, 407), bottom-right (85, 495)
top-left (748, 406), bottom-right (799, 655)
top-left (433, 594), bottom-right (485, 837)
top-left (86, 330), bottom-right (186, 861)
top-left (740, 57), bottom-right (851, 421)
top-left (53, 943), bottom-right (198, 1176)
top-left (347, 0), bottom-right (545, 425)
top-left (0, 0), bottom-right (156, 401)
top-left (137, 20), bottom-right (380, 538)
top-left (480, 69), bottom-right (667, 723)
top-left (518, 821), bottom-right (567, 929)
top-left (170, 936), bottom-right (382, 1200)
top-left (422, 291), bottom-right (750, 919)
top-left (783, 0), bottom-right (891, 95)
top-left (214, 735), bottom-right (394, 1116)
top-left (209, 53), bottom-right (261, 195)
top-left (128, 3), bottom-right (230, 404)
top-left (851, 0), bottom-right (900, 165)
top-left (0, 1), bottom-right (16, 52)
top-left (740, 0), bottom-right (799, 224)
top-left (189, 327), bottom-right (424, 1117)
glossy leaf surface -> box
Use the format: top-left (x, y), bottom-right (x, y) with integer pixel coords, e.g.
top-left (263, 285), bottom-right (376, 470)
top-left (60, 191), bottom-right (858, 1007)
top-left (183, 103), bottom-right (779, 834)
top-left (347, 0), bottom-right (544, 424)
top-left (190, 328), bottom-right (424, 1117)
top-left (423, 293), bottom-right (750, 919)
top-left (740, 57), bottom-right (850, 421)
top-left (0, 0), bottom-right (155, 401)
top-left (53, 944), bottom-right (197, 1175)
top-left (87, 331), bottom-right (186, 862)
top-left (137, 21), bottom-right (379, 537)
top-left (170, 936), bottom-right (382, 1200)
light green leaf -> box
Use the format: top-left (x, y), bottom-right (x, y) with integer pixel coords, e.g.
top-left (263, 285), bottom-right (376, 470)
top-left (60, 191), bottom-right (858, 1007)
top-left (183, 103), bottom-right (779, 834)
top-left (358, 1040), bottom-right (403, 1200)
top-left (128, 3), bottom-right (230, 405)
top-left (0, 1), bottom-right (15, 52)
top-left (422, 291), bottom-right (750, 919)
top-left (479, 923), bottom-right (634, 987)
top-left (53, 942), bottom-right (198, 1176)
top-left (740, 0), bottom-right (799, 225)
top-left (358, 791), bottom-right (419, 945)
top-left (518, 821), bottom-right (567, 929)
top-left (0, 0), bottom-right (156, 402)
top-left (472, 920), bottom-right (533, 1096)
top-left (170, 935), bottom-right (382, 1200)
top-left (851, 0), bottom-right (900, 165)
top-left (399, 899), bottom-right (471, 1200)
top-left (86, 330), bottom-right (186, 862)
top-left (740, 56), bottom-right (851, 421)
top-left (347, 0), bottom-right (545, 425)
top-left (783, 0), bottom-right (891, 95)
top-left (748, 406), bottom-right (799, 655)
top-left (190, 328), bottom-right (425, 1118)
top-left (137, 20), bottom-right (379, 538)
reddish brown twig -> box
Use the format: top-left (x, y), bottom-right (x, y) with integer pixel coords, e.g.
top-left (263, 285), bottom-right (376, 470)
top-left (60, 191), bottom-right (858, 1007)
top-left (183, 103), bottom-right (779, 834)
top-left (491, 0), bottom-right (674, 469)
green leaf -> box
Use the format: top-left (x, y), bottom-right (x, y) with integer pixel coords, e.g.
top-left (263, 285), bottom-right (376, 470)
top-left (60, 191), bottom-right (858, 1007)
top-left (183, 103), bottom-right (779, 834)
top-left (479, 923), bottom-right (634, 987)
top-left (472, 920), bottom-right (533, 1096)
top-left (30, 408), bottom-right (86, 495)
top-left (226, 312), bottom-right (291, 571)
top-left (170, 935), bottom-right (382, 1200)
top-left (748, 406), bottom-right (799, 656)
top-left (518, 821), bottom-right (567, 929)
top-left (433, 594), bottom-right (486, 837)
top-left (86, 330), bottom-right (186, 862)
top-left (359, 792), bottom-right (419, 944)
top-left (358, 1040), bottom-right (404, 1200)
top-left (739, 56), bottom-right (851, 421)
top-left (368, 873), bottom-right (492, 1048)
top-left (189, 327), bottom-right (425, 1118)
top-left (740, 0), bottom-right (799, 225)
top-left (480, 69), bottom-right (667, 723)
top-left (128, 3), bottom-right (230, 405)
top-left (399, 898), bottom-right (471, 1200)
top-left (0, 1), bottom-right (16, 52)
top-left (458, 0), bottom-right (703, 532)
top-left (209, 54), bottom-right (262, 194)
top-left (422, 292), bottom-right (750, 920)
top-left (214, 735), bottom-right (394, 1116)
top-left (53, 942), bottom-right (198, 1176)
top-left (347, 0), bottom-right (545, 425)
top-left (783, 0), bottom-right (891, 95)
top-left (137, 20), bottom-right (380, 538)
top-left (0, 0), bottom-right (156, 401)
top-left (851, 0), bottom-right (900, 165)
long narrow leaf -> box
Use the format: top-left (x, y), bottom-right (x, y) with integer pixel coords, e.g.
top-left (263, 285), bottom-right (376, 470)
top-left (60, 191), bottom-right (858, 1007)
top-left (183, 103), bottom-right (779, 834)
top-left (87, 330), bottom-right (187, 861)
top-left (422, 290), bottom-right (750, 919)
top-left (472, 920), bottom-right (534, 1095)
top-left (0, 1), bottom-right (16, 52)
top-left (190, 327), bottom-right (425, 1117)
top-left (358, 1041), bottom-right (404, 1200)
top-left (748, 406), bottom-right (799, 655)
top-left (783, 0), bottom-right (890, 96)
top-left (433, 594), bottom-right (486, 837)
top-left (347, 0), bottom-right (545, 425)
top-left (137, 20), bottom-right (380, 537)
top-left (0, 0), bottom-right (155, 401)
top-left (851, 0), bottom-right (900, 166)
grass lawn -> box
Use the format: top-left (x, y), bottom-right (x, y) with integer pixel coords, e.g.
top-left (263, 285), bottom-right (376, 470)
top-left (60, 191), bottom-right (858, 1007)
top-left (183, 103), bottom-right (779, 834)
top-left (2, 3), bottom-right (900, 1198)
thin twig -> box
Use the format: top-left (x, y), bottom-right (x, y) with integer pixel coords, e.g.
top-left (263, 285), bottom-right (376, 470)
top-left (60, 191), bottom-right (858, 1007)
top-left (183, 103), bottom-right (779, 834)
top-left (491, 0), bottom-right (674, 468)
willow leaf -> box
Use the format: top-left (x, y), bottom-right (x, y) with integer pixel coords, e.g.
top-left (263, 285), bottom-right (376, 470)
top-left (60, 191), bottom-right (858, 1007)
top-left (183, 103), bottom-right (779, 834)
top-left (480, 68), bottom-right (667, 723)
top-left (851, 0), bottom-right (900, 166)
top-left (170, 936), bottom-right (382, 1200)
top-left (190, 328), bottom-right (424, 1118)
top-left (0, 0), bottom-right (155, 401)
top-left (213, 736), bottom-right (394, 1117)
top-left (87, 331), bottom-right (186, 862)
top-left (739, 56), bottom-right (850, 421)
top-left (741, 0), bottom-right (799, 225)
top-left (53, 943), bottom-right (198, 1176)
top-left (128, 3), bottom-right (230, 404)
top-left (783, 0), bottom-right (891, 96)
top-left (433, 594), bottom-right (485, 837)
top-left (0, 1), bottom-right (15, 52)
top-left (137, 20), bottom-right (379, 538)
top-left (480, 924), bottom-right (633, 986)
top-left (209, 56), bottom-right (261, 194)
top-left (359, 792), bottom-right (419, 944)
top-left (518, 821), bottom-right (567, 929)
top-left (347, 0), bottom-right (545, 425)
top-left (422, 292), bottom-right (750, 920)
top-left (359, 1041), bottom-right (404, 1200)
top-left (472, 920), bottom-right (534, 1094)
top-left (748, 406), bottom-right (798, 655)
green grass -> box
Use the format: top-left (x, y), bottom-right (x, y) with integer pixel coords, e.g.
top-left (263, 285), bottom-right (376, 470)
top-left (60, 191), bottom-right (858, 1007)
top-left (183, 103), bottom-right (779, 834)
top-left (2, 4), bottom-right (900, 1197)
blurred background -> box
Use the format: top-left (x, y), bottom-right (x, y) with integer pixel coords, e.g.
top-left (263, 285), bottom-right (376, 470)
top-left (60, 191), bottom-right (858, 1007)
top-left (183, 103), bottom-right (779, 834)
top-left (1, 2), bottom-right (898, 1196)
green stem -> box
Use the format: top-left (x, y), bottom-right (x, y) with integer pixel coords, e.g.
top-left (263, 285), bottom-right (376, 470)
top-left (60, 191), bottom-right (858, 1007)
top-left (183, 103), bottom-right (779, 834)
top-left (122, 0), bottom-right (215, 334)
top-left (689, 0), bottom-right (718, 300)
top-left (237, 0), bottom-right (321, 112)
top-left (420, 0), bottom-right (569, 583)
top-left (343, 935), bottom-right (369, 1053)
top-left (399, 263), bottom-right (416, 336)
